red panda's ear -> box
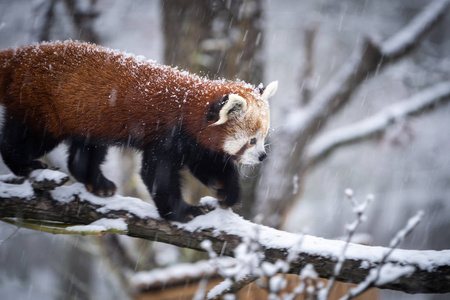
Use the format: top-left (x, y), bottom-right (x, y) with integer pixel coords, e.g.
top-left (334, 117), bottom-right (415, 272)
top-left (261, 81), bottom-right (278, 101)
top-left (208, 94), bottom-right (247, 126)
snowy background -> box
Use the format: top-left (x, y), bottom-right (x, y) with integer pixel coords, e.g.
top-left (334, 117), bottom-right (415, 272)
top-left (0, 0), bottom-right (449, 299)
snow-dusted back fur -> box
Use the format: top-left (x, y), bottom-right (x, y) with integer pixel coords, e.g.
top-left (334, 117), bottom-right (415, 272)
top-left (0, 41), bottom-right (277, 221)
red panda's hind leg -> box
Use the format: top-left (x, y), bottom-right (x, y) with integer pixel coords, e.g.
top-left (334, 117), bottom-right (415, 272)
top-left (0, 116), bottom-right (59, 176)
top-left (68, 140), bottom-right (117, 197)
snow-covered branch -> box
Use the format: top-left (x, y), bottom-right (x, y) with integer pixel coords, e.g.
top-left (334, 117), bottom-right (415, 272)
top-left (305, 82), bottom-right (450, 166)
top-left (381, 0), bottom-right (450, 58)
top-left (0, 170), bottom-right (449, 294)
top-left (255, 0), bottom-right (450, 227)
top-left (287, 0), bottom-right (449, 137)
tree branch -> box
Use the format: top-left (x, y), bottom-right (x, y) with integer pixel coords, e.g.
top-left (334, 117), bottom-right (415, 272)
top-left (290, 0), bottom-right (450, 137)
top-left (255, 0), bottom-right (450, 227)
top-left (381, 0), bottom-right (450, 58)
top-left (0, 171), bottom-right (449, 294)
top-left (305, 82), bottom-right (450, 166)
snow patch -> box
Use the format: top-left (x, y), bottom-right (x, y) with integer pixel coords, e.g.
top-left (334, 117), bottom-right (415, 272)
top-left (0, 173), bottom-right (24, 183)
top-left (180, 197), bottom-right (450, 273)
top-left (0, 180), bottom-right (34, 199)
top-left (360, 260), bottom-right (371, 269)
top-left (66, 218), bottom-right (128, 232)
top-left (269, 275), bottom-right (287, 294)
top-left (207, 278), bottom-right (234, 299)
top-left (200, 196), bottom-right (220, 208)
top-left (50, 183), bottom-right (159, 219)
top-left (376, 263), bottom-right (415, 286)
top-left (0, 169), bottom-right (156, 219)
top-left (131, 258), bottom-right (236, 290)
top-left (29, 169), bottom-right (68, 185)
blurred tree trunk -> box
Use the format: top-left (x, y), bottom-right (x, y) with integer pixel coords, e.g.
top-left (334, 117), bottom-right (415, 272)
top-left (32, 0), bottom-right (100, 43)
top-left (63, 0), bottom-right (100, 43)
top-left (161, 0), bottom-right (264, 218)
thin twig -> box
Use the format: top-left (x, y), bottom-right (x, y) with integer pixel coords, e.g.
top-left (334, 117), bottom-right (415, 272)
top-left (341, 210), bottom-right (424, 300)
top-left (0, 226), bottom-right (20, 244)
top-left (318, 191), bottom-right (373, 300)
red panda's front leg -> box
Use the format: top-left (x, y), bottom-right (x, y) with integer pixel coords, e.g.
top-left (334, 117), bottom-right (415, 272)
top-left (187, 152), bottom-right (241, 208)
top-left (140, 142), bottom-right (205, 222)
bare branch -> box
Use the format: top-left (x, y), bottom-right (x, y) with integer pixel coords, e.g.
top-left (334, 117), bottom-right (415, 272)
top-left (381, 0), bottom-right (450, 58)
top-left (286, 0), bottom-right (449, 137)
top-left (255, 0), bottom-right (450, 227)
top-left (305, 82), bottom-right (450, 166)
top-left (207, 275), bottom-right (260, 300)
top-left (0, 172), bottom-right (449, 294)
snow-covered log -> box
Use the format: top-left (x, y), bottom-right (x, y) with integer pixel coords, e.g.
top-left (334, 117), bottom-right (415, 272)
top-left (0, 170), bottom-right (449, 295)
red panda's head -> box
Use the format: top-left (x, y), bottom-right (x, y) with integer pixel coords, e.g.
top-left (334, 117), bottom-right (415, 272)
top-left (205, 81), bottom-right (278, 165)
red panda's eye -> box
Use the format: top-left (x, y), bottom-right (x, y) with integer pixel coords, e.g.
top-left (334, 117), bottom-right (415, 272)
top-left (250, 138), bottom-right (257, 145)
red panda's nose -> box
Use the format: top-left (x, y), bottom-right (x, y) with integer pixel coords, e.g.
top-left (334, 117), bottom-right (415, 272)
top-left (258, 152), bottom-right (267, 162)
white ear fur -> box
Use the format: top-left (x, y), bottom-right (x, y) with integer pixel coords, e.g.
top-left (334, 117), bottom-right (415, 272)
top-left (211, 94), bottom-right (247, 126)
top-left (262, 81), bottom-right (278, 101)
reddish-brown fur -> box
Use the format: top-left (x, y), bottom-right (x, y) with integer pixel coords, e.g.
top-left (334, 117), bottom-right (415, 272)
top-left (0, 41), bottom-right (263, 152)
top-left (0, 41), bottom-right (272, 221)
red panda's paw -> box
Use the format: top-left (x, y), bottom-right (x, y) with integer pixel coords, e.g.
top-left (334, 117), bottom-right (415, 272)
top-left (216, 188), bottom-right (240, 208)
top-left (164, 204), bottom-right (209, 223)
top-left (184, 205), bottom-right (209, 222)
top-left (29, 160), bottom-right (49, 171)
top-left (15, 159), bottom-right (48, 177)
top-left (85, 179), bottom-right (117, 197)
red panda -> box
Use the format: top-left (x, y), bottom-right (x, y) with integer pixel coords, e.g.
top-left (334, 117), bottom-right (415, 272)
top-left (0, 41), bottom-right (277, 222)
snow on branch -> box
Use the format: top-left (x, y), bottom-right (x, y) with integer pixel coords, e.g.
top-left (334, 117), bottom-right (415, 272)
top-left (305, 82), bottom-right (450, 165)
top-left (256, 0), bottom-right (450, 225)
top-left (285, 0), bottom-right (449, 136)
top-left (0, 170), bottom-right (450, 294)
top-left (381, 0), bottom-right (450, 58)
top-left (341, 210), bottom-right (425, 300)
top-left (318, 191), bottom-right (373, 300)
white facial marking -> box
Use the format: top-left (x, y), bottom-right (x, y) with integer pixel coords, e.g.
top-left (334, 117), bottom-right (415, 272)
top-left (223, 131), bottom-right (248, 155)
top-left (241, 131), bottom-right (266, 165)
top-left (224, 130), bottom-right (267, 165)
top-left (221, 83), bottom-right (273, 165)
